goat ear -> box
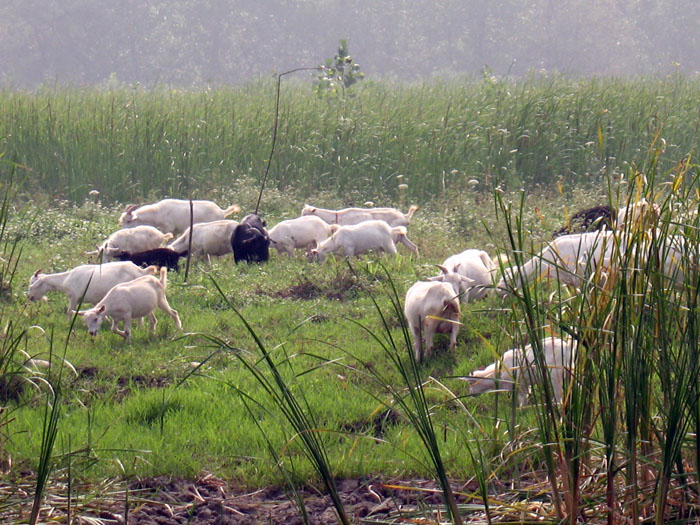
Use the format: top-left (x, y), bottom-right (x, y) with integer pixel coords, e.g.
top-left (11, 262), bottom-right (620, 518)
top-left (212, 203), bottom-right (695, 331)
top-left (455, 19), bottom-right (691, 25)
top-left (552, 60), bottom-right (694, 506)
top-left (73, 310), bottom-right (85, 316)
top-left (33, 269), bottom-right (42, 278)
top-left (97, 305), bottom-right (106, 314)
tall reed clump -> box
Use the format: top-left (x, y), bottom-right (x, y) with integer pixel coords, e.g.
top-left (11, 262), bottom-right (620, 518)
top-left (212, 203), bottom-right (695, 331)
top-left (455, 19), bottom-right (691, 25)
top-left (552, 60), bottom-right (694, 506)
top-left (2, 75), bottom-right (700, 204)
top-left (0, 160), bottom-right (69, 523)
top-left (493, 144), bottom-right (700, 522)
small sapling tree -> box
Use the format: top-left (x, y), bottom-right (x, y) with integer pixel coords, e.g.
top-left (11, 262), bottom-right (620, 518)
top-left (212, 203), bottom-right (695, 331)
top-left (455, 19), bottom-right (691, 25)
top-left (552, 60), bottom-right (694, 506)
top-left (314, 39), bottom-right (364, 98)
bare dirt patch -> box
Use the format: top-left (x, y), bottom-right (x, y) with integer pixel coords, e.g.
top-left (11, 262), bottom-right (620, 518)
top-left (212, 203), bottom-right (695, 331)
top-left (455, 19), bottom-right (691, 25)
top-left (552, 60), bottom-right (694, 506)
top-left (267, 273), bottom-right (371, 303)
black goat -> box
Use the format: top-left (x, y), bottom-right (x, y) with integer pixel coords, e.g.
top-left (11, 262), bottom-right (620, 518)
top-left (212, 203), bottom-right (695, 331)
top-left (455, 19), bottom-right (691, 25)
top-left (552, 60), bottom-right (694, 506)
top-left (114, 248), bottom-right (188, 272)
top-left (231, 213), bottom-right (270, 264)
top-left (553, 205), bottom-right (615, 238)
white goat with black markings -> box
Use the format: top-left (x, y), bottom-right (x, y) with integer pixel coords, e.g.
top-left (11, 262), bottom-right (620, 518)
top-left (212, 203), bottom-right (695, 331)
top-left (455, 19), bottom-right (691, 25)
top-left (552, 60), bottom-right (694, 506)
top-left (27, 262), bottom-right (158, 321)
top-left (404, 266), bottom-right (473, 362)
top-left (88, 225), bottom-right (173, 261)
top-left (440, 249), bottom-right (499, 302)
top-left (308, 220), bottom-right (419, 262)
top-left (168, 220), bottom-right (239, 260)
top-left (119, 199), bottom-right (240, 235)
top-left (76, 267), bottom-right (182, 342)
top-left (466, 336), bottom-right (576, 406)
top-left (301, 204), bottom-right (419, 227)
top-left (269, 215), bottom-right (334, 256)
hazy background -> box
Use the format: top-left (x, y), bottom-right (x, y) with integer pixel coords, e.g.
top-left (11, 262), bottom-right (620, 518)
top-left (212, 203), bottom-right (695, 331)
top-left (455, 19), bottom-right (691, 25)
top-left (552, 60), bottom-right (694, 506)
top-left (2, 0), bottom-right (699, 88)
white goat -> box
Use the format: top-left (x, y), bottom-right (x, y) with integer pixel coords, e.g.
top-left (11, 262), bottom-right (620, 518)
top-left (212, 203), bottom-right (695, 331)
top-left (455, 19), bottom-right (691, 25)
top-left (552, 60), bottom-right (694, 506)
top-left (88, 225), bottom-right (173, 260)
top-left (616, 198), bottom-right (660, 230)
top-left (119, 199), bottom-right (240, 235)
top-left (268, 215), bottom-right (334, 256)
top-left (467, 337), bottom-right (576, 406)
top-left (301, 204), bottom-right (419, 227)
top-left (76, 267), bottom-right (182, 341)
top-left (497, 230), bottom-right (617, 296)
top-left (440, 249), bottom-right (499, 302)
top-left (167, 220), bottom-right (239, 259)
top-left (28, 262), bottom-right (157, 321)
top-left (308, 220), bottom-right (419, 262)
top-left (404, 267), bottom-right (473, 362)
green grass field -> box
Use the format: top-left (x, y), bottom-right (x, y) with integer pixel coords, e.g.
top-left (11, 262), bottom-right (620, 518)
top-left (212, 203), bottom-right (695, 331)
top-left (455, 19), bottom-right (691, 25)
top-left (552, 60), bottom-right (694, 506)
top-left (2, 76), bottom-right (700, 522)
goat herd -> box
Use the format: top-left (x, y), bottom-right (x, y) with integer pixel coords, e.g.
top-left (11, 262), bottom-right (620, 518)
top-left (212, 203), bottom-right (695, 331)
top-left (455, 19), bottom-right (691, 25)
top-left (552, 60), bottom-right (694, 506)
top-left (27, 197), bottom-right (674, 406)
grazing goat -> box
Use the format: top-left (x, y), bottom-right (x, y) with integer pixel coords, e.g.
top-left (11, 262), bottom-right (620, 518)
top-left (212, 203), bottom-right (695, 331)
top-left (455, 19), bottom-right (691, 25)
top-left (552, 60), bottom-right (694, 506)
top-left (77, 267), bottom-right (182, 342)
top-left (27, 262), bottom-right (157, 321)
top-left (467, 337), bottom-right (576, 406)
top-left (231, 214), bottom-right (270, 264)
top-left (553, 205), bottom-right (615, 238)
top-left (113, 248), bottom-right (188, 272)
top-left (168, 220), bottom-right (239, 260)
top-left (497, 230), bottom-right (617, 296)
top-left (119, 199), bottom-right (240, 235)
top-left (404, 266), bottom-right (473, 362)
top-left (301, 204), bottom-right (419, 227)
top-left (268, 216), bottom-right (334, 256)
top-left (308, 220), bottom-right (419, 263)
top-left (88, 225), bottom-right (173, 261)
top-left (440, 249), bottom-right (499, 302)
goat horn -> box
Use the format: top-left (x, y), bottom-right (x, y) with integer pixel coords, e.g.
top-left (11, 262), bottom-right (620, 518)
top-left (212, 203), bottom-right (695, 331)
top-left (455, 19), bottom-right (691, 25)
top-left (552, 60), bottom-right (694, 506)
top-left (436, 264), bottom-right (449, 274)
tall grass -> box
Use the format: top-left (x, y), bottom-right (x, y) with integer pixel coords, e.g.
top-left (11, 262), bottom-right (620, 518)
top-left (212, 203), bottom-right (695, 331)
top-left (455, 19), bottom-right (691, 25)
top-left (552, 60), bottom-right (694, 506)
top-left (493, 148), bottom-right (700, 522)
top-left (2, 75), bottom-right (700, 204)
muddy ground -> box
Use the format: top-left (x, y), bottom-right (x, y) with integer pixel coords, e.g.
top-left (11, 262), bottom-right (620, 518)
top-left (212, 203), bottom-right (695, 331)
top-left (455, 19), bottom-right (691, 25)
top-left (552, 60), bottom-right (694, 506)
top-left (7, 474), bottom-right (484, 524)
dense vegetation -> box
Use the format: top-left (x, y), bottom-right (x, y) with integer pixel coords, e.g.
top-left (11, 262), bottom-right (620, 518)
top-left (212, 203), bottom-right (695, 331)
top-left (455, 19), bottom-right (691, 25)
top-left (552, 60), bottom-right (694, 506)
top-left (2, 77), bottom-right (700, 522)
top-left (2, 75), bottom-right (700, 206)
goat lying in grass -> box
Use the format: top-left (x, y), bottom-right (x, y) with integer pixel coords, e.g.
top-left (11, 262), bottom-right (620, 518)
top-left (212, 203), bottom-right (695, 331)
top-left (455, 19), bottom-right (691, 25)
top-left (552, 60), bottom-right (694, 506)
top-left (302, 204), bottom-right (419, 227)
top-left (553, 199), bottom-right (660, 238)
top-left (553, 205), bottom-right (615, 238)
top-left (76, 267), bottom-right (182, 342)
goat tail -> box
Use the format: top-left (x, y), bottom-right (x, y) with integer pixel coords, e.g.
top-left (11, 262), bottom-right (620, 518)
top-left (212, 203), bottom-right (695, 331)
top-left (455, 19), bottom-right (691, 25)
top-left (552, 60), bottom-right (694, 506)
top-left (405, 205), bottom-right (419, 222)
top-left (329, 224), bottom-right (341, 234)
top-left (442, 297), bottom-right (461, 317)
top-left (159, 266), bottom-right (168, 287)
top-left (144, 265), bottom-right (159, 275)
top-left (224, 204), bottom-right (241, 217)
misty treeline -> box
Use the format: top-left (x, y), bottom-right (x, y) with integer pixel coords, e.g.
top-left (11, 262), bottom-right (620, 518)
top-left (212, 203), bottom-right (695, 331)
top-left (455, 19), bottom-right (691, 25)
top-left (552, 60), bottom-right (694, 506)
top-left (2, 0), bottom-right (699, 88)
